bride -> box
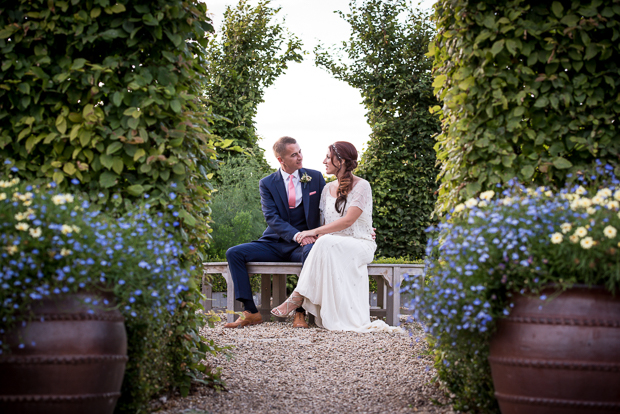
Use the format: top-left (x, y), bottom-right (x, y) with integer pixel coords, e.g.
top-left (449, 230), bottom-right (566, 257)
top-left (271, 141), bottom-right (401, 333)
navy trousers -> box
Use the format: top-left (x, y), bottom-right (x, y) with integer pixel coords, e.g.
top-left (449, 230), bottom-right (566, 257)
top-left (226, 240), bottom-right (314, 301)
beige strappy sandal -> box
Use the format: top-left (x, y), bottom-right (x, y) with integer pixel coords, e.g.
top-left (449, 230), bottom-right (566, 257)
top-left (271, 292), bottom-right (304, 317)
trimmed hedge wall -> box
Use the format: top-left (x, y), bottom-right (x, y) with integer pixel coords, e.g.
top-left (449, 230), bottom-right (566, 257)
top-left (430, 0), bottom-right (620, 213)
top-left (0, 1), bottom-right (223, 412)
top-left (316, 0), bottom-right (440, 259)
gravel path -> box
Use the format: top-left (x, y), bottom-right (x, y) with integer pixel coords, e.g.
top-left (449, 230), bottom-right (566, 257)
top-left (153, 316), bottom-right (456, 414)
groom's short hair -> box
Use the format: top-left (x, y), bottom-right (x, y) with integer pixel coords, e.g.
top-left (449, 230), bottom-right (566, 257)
top-left (273, 136), bottom-right (297, 157)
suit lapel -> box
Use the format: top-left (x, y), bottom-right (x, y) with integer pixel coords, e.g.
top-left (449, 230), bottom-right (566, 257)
top-left (273, 170), bottom-right (290, 219)
top-left (300, 168), bottom-right (310, 219)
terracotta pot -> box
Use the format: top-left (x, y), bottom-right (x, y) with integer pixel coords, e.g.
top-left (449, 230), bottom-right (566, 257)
top-left (0, 293), bottom-right (128, 414)
top-left (489, 285), bottom-right (620, 414)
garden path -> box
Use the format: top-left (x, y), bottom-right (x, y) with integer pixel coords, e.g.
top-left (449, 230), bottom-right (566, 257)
top-left (153, 317), bottom-right (456, 414)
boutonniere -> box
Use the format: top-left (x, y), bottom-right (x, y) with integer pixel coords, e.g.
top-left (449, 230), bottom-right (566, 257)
top-left (300, 172), bottom-right (312, 187)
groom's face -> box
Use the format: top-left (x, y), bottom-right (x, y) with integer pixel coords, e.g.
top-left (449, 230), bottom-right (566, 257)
top-left (278, 143), bottom-right (303, 174)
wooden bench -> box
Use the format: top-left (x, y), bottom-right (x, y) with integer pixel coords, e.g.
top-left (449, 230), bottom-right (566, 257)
top-left (201, 262), bottom-right (424, 326)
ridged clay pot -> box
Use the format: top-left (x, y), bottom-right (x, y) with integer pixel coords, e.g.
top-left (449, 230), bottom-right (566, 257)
top-left (0, 293), bottom-right (127, 414)
top-left (489, 285), bottom-right (620, 414)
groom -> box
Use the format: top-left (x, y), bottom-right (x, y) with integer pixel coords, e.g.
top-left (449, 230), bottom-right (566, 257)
top-left (224, 136), bottom-right (326, 329)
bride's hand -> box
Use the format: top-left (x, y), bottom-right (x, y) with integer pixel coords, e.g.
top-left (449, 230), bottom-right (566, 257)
top-left (297, 229), bottom-right (317, 241)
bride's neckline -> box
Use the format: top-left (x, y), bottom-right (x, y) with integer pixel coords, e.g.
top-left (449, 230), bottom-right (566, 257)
top-left (328, 178), bottom-right (363, 198)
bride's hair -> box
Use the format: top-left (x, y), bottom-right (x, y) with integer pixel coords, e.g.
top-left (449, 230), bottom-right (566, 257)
top-left (329, 141), bottom-right (358, 216)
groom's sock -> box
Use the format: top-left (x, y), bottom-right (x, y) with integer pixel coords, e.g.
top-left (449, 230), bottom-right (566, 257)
top-left (240, 298), bottom-right (258, 314)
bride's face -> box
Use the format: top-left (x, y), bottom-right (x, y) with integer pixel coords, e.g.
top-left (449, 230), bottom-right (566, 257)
top-left (323, 151), bottom-right (340, 175)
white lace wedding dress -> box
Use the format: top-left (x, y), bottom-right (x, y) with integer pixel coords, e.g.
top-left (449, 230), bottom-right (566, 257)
top-left (295, 179), bottom-right (402, 333)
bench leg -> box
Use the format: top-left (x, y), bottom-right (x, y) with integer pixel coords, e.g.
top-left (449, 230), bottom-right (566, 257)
top-left (224, 271), bottom-right (241, 323)
top-left (386, 273), bottom-right (401, 327)
top-left (376, 277), bottom-right (385, 309)
top-left (260, 273), bottom-right (271, 322)
top-left (272, 274), bottom-right (287, 322)
top-left (201, 272), bottom-right (213, 312)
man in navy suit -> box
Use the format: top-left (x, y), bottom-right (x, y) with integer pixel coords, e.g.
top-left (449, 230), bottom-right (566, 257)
top-left (224, 136), bottom-right (326, 328)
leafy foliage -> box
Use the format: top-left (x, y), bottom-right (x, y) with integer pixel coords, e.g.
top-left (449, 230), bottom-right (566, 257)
top-left (205, 153), bottom-right (272, 260)
top-left (315, 0), bottom-right (440, 259)
top-left (0, 0), bottom-right (218, 259)
top-left (408, 168), bottom-right (620, 412)
top-left (205, 0), bottom-right (302, 162)
top-left (0, 0), bottom-right (224, 410)
top-left (430, 0), bottom-right (620, 213)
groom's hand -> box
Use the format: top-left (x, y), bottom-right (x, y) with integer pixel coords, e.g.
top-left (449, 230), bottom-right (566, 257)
top-left (300, 236), bottom-right (317, 246)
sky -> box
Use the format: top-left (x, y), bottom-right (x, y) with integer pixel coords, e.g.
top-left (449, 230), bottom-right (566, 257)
top-left (203, 0), bottom-right (436, 170)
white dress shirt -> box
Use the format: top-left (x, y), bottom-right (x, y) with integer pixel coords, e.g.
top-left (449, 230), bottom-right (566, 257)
top-left (280, 169), bottom-right (302, 208)
top-left (280, 169), bottom-right (304, 243)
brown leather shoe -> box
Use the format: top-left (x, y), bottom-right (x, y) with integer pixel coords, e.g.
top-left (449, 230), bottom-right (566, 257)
top-left (224, 311), bottom-right (263, 328)
top-left (293, 311), bottom-right (308, 328)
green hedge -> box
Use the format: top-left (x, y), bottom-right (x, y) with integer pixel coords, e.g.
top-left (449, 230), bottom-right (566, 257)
top-left (0, 1), bottom-right (223, 411)
top-left (430, 0), bottom-right (620, 214)
top-left (428, 0), bottom-right (620, 411)
top-left (205, 0), bottom-right (302, 160)
top-left (315, 0), bottom-right (440, 259)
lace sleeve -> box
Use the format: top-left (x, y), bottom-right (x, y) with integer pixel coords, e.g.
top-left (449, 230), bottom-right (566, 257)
top-left (348, 180), bottom-right (372, 212)
top-left (319, 183), bottom-right (329, 225)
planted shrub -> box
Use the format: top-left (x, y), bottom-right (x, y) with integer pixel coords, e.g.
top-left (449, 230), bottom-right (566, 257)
top-left (0, 1), bottom-right (223, 410)
top-left (430, 0), bottom-right (620, 213)
top-left (205, 0), bottom-right (302, 162)
top-left (316, 0), bottom-right (440, 259)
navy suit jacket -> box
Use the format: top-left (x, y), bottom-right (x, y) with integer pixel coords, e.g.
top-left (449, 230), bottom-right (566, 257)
top-left (258, 168), bottom-right (326, 243)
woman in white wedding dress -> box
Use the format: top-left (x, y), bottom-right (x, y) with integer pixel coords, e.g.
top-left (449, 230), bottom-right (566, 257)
top-left (271, 141), bottom-right (401, 333)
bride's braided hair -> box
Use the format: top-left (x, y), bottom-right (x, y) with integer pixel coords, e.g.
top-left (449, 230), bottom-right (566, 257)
top-left (330, 141), bottom-right (358, 216)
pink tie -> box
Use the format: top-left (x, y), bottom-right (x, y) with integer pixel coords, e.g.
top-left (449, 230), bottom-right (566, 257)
top-left (288, 175), bottom-right (296, 209)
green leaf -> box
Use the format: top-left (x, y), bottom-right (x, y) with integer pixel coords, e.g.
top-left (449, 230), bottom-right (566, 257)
top-left (0, 29), bottom-right (15, 39)
top-left (584, 43), bottom-right (599, 60)
top-left (170, 99), bottom-right (182, 113)
top-left (17, 127), bottom-right (31, 141)
top-left (534, 96), bottom-right (549, 107)
top-left (100, 154), bottom-right (114, 169)
top-left (90, 7), bottom-right (101, 18)
top-left (110, 3), bottom-right (126, 13)
top-left (63, 162), bottom-right (76, 175)
top-left (71, 58), bottom-right (87, 70)
top-left (521, 165), bottom-right (535, 179)
top-left (491, 40), bottom-right (504, 56)
top-left (112, 92), bottom-right (123, 106)
top-left (179, 209), bottom-right (197, 227)
top-left (53, 171), bottom-right (65, 184)
top-left (17, 83), bottom-right (30, 94)
top-left (79, 130), bottom-right (92, 147)
top-left (107, 141), bottom-right (123, 155)
top-left (127, 184), bottom-right (145, 196)
top-left (220, 139), bottom-right (234, 148)
top-left (165, 31), bottom-right (183, 47)
top-left (553, 157), bottom-right (573, 169)
top-left (133, 148), bottom-right (146, 161)
top-left (99, 171), bottom-right (118, 188)
top-left (432, 74), bottom-right (447, 88)
top-left (551, 2), bottom-right (564, 18)
top-left (127, 117), bottom-right (139, 129)
top-left (25, 134), bottom-right (45, 152)
top-left (173, 162), bottom-right (186, 175)
top-left (112, 157), bottom-right (124, 174)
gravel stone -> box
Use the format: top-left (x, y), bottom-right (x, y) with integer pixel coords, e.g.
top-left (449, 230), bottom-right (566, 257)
top-left (153, 315), bottom-right (456, 414)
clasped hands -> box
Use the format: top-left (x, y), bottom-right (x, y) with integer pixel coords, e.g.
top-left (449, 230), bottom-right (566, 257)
top-left (295, 228), bottom-right (377, 246)
top-left (295, 229), bottom-right (319, 246)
